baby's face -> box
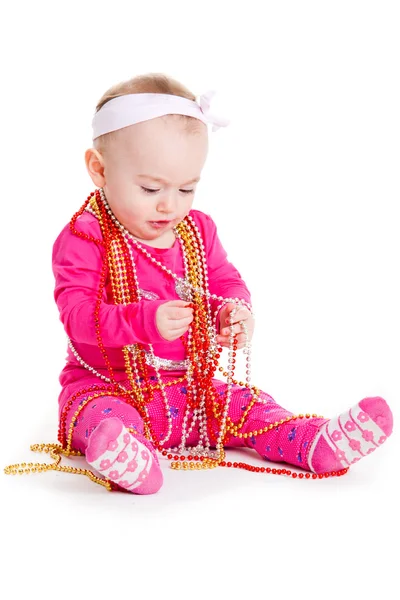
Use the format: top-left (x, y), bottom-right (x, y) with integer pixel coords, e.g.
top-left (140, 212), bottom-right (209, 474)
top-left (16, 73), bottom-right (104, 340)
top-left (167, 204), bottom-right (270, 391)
top-left (100, 116), bottom-right (209, 246)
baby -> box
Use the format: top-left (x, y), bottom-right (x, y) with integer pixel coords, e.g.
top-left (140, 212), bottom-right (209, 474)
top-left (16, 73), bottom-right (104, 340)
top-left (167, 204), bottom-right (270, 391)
top-left (6, 73), bottom-right (393, 493)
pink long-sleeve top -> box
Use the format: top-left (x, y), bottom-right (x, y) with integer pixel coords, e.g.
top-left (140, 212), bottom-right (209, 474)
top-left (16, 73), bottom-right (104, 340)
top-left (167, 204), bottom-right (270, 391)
top-left (52, 208), bottom-right (251, 407)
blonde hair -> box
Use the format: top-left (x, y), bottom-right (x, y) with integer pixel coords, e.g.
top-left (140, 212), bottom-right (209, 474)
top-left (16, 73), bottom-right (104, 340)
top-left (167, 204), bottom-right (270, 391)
top-left (93, 72), bottom-right (203, 155)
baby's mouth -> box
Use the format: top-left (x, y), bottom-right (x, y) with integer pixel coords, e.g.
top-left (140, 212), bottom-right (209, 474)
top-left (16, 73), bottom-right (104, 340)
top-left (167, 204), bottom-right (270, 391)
top-left (148, 220), bottom-right (171, 228)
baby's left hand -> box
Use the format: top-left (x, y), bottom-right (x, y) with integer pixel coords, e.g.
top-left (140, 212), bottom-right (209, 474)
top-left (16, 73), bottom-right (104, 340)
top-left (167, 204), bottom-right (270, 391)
top-left (217, 302), bottom-right (254, 349)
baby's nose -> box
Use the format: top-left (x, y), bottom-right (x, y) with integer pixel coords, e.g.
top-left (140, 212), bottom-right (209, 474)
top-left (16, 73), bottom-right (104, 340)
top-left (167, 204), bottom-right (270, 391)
top-left (157, 192), bottom-right (177, 214)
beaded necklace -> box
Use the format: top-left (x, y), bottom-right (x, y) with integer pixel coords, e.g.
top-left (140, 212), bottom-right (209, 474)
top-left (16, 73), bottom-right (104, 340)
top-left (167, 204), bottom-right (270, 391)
top-left (4, 188), bottom-right (348, 488)
top-left (81, 188), bottom-right (254, 466)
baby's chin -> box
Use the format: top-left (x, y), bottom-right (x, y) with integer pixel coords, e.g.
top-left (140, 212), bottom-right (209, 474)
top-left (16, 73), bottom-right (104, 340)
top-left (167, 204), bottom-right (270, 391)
top-left (123, 222), bottom-right (177, 247)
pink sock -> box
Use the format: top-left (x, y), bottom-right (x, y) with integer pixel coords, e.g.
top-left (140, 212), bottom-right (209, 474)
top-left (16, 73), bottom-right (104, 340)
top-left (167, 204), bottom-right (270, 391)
top-left (307, 396), bottom-right (393, 474)
top-left (86, 417), bottom-right (163, 494)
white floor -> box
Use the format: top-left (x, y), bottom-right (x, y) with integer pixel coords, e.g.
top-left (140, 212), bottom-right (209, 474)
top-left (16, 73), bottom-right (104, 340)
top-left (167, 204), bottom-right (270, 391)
top-left (2, 404), bottom-right (398, 600)
top-left (2, 3), bottom-right (399, 598)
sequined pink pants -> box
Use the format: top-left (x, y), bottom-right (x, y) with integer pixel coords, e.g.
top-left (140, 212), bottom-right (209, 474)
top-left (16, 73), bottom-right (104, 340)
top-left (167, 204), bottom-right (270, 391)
top-left (63, 375), bottom-right (326, 471)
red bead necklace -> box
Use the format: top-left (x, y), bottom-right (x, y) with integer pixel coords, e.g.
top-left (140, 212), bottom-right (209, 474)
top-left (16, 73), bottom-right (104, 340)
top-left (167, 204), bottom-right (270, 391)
top-left (3, 188), bottom-right (349, 487)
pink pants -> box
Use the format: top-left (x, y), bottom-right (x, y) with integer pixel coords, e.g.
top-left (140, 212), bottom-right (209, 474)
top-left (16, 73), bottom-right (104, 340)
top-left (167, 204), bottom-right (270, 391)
top-left (63, 376), bottom-right (326, 471)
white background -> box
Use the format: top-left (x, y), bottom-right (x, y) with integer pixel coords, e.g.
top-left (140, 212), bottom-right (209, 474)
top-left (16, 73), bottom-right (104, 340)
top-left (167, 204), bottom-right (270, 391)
top-left (1, 1), bottom-right (399, 598)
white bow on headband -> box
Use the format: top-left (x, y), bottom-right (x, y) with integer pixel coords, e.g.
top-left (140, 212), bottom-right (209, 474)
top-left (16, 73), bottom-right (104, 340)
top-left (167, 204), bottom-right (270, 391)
top-left (196, 90), bottom-right (230, 132)
top-left (92, 89), bottom-right (230, 140)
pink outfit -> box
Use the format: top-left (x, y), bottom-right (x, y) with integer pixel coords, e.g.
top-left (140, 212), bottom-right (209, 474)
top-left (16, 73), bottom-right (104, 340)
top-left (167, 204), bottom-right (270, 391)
top-left (52, 207), bottom-right (393, 493)
top-left (53, 209), bottom-right (251, 412)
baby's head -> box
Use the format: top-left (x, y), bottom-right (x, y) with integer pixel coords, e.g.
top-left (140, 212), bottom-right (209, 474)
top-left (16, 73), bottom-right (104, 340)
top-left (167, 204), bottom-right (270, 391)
top-left (85, 73), bottom-right (209, 246)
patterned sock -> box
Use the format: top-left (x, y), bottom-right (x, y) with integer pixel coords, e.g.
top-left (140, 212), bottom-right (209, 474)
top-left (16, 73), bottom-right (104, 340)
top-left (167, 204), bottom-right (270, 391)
top-left (85, 417), bottom-right (163, 494)
top-left (307, 396), bottom-right (393, 474)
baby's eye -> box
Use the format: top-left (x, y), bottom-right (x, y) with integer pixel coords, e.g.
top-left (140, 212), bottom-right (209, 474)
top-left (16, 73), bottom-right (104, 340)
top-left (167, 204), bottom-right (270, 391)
top-left (141, 186), bottom-right (194, 195)
top-left (141, 187), bottom-right (159, 194)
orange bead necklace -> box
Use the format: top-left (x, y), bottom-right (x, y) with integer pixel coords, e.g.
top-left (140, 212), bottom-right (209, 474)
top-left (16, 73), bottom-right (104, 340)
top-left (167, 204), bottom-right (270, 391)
top-left (3, 188), bottom-right (348, 487)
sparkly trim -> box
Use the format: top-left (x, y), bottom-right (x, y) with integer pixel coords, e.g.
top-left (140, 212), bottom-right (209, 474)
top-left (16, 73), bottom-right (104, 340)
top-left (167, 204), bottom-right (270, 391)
top-left (128, 345), bottom-right (189, 371)
top-left (68, 335), bottom-right (188, 375)
top-left (138, 288), bottom-right (160, 301)
top-left (174, 277), bottom-right (193, 302)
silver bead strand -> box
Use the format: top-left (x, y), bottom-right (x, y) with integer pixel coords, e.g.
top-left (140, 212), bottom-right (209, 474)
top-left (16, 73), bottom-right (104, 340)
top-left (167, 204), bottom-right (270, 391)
top-left (83, 189), bottom-right (256, 460)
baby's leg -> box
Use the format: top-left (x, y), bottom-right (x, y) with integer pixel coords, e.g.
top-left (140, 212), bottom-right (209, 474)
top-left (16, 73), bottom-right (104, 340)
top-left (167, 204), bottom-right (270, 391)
top-left (67, 394), bottom-right (163, 494)
top-left (221, 382), bottom-right (393, 473)
top-left (221, 383), bottom-right (325, 469)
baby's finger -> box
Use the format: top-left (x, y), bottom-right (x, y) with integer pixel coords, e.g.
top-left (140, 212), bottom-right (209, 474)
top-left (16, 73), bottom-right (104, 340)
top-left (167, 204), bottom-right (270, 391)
top-left (165, 300), bottom-right (194, 308)
top-left (217, 332), bottom-right (246, 346)
top-left (225, 307), bottom-right (250, 324)
top-left (169, 315), bottom-right (193, 330)
top-left (220, 323), bottom-right (242, 336)
top-left (168, 325), bottom-right (192, 341)
top-left (169, 307), bottom-right (194, 320)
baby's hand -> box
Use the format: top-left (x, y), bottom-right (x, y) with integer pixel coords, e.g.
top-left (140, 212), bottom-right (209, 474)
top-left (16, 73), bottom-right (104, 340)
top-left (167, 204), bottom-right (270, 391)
top-left (156, 300), bottom-right (194, 341)
top-left (217, 302), bottom-right (254, 350)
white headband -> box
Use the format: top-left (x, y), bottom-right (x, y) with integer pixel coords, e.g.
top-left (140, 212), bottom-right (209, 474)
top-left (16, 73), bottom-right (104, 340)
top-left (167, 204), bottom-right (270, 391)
top-left (91, 90), bottom-right (230, 140)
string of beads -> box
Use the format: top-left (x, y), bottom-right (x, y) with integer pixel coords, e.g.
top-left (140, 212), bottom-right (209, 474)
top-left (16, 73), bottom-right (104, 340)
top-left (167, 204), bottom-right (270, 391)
top-left (4, 188), bottom-right (349, 488)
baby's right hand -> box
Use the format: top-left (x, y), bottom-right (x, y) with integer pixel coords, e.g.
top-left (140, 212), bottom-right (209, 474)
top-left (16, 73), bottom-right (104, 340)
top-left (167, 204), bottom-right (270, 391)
top-left (155, 300), bottom-right (194, 341)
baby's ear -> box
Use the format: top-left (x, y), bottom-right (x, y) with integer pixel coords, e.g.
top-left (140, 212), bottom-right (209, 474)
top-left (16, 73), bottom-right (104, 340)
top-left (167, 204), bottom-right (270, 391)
top-left (84, 147), bottom-right (106, 188)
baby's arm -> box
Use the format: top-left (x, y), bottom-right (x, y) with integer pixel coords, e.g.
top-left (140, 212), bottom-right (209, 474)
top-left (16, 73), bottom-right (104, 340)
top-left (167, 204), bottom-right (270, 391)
top-left (52, 215), bottom-right (167, 348)
top-left (192, 211), bottom-right (252, 332)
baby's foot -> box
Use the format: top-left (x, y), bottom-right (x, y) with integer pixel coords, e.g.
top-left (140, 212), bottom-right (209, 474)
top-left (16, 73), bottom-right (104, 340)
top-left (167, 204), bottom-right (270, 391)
top-left (86, 417), bottom-right (163, 494)
top-left (307, 396), bottom-right (393, 474)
